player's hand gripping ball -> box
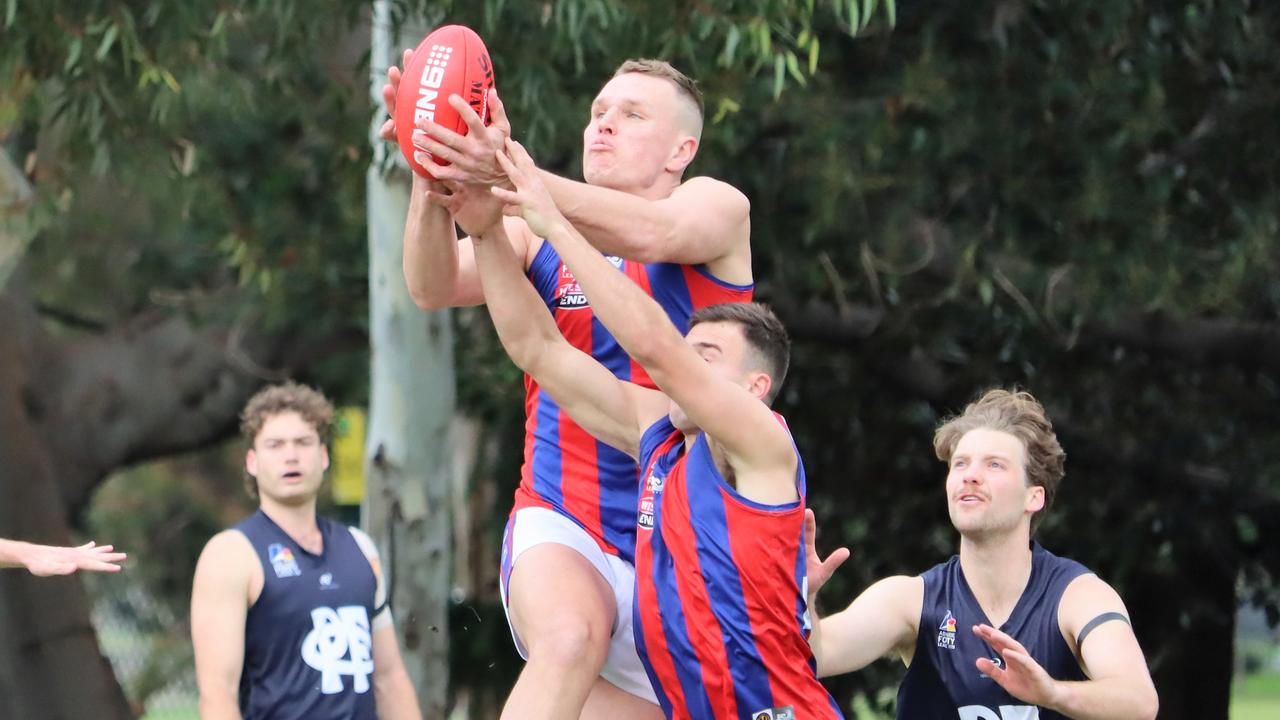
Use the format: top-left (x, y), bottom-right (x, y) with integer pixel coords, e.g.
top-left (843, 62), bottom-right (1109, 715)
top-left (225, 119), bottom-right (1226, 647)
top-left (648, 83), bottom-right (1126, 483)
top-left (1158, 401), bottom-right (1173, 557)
top-left (394, 24), bottom-right (495, 177)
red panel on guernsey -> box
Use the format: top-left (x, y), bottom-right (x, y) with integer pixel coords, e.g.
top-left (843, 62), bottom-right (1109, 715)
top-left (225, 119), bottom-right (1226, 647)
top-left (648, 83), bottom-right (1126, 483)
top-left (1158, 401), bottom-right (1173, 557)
top-left (633, 416), bottom-right (841, 719)
top-left (510, 242), bottom-right (753, 565)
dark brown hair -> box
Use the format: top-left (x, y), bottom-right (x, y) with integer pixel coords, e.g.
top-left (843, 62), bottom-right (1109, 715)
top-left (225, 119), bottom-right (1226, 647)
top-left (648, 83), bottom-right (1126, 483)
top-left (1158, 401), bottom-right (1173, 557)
top-left (689, 302), bottom-right (791, 404)
top-left (933, 388), bottom-right (1066, 534)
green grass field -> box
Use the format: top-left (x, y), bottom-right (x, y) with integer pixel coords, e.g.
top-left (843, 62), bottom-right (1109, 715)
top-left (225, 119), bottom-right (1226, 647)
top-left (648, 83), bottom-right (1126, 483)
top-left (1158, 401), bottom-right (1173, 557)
top-left (1232, 671), bottom-right (1280, 719)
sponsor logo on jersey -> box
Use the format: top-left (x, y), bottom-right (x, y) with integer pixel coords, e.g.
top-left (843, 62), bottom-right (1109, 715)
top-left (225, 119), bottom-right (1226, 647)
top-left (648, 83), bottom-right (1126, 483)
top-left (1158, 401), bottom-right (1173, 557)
top-left (937, 609), bottom-right (957, 649)
top-left (268, 543), bottom-right (301, 578)
top-left (555, 257), bottom-right (626, 309)
top-left (556, 265), bottom-right (589, 309)
top-left (301, 605), bottom-right (374, 694)
top-left (750, 706), bottom-right (795, 720)
top-left (637, 469), bottom-right (665, 530)
top-left (319, 571), bottom-right (340, 590)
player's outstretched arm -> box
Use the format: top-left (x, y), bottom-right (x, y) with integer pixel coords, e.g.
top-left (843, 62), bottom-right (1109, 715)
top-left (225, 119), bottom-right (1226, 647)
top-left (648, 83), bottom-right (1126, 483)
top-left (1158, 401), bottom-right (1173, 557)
top-left (973, 575), bottom-right (1158, 720)
top-left (0, 537), bottom-right (126, 576)
top-left (191, 531), bottom-right (254, 720)
top-left (469, 203), bottom-right (665, 458)
top-left (813, 573), bottom-right (923, 677)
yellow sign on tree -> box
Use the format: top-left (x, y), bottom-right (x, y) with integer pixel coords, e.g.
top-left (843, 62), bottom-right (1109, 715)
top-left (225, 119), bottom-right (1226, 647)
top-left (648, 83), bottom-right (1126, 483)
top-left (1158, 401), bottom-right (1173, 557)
top-left (331, 407), bottom-right (367, 506)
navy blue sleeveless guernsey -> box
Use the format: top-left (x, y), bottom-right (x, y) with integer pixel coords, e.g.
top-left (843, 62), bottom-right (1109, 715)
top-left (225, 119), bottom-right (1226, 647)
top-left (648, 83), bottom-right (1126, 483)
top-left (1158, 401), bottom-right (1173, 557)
top-left (235, 510), bottom-right (381, 720)
top-left (896, 544), bottom-right (1090, 720)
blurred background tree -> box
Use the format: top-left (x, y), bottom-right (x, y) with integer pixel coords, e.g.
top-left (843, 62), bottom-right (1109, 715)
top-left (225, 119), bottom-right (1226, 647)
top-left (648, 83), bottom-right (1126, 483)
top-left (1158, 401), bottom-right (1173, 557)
top-left (2, 1), bottom-right (1277, 718)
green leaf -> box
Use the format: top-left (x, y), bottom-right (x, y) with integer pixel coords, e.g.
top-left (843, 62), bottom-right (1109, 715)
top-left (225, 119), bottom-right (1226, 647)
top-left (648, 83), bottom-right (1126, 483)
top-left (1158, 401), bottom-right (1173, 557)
top-left (785, 50), bottom-right (805, 85)
top-left (161, 68), bottom-right (181, 93)
top-left (808, 35), bottom-right (820, 74)
top-left (772, 54), bottom-right (785, 98)
top-left (978, 277), bottom-right (994, 306)
top-left (862, 0), bottom-right (876, 30)
top-left (5, 0), bottom-right (16, 29)
top-left (848, 0), bottom-right (861, 34)
top-left (711, 96), bottom-right (741, 124)
top-left (886, 0), bottom-right (896, 26)
top-left (96, 24), bottom-right (119, 61)
top-left (722, 24), bottom-right (740, 66)
top-left (210, 11), bottom-right (227, 38)
top-left (65, 38), bottom-right (83, 72)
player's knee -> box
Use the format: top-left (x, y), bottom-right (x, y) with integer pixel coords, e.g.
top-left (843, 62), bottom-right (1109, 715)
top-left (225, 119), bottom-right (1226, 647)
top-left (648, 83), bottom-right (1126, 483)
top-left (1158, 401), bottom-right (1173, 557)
top-left (525, 615), bottom-right (610, 671)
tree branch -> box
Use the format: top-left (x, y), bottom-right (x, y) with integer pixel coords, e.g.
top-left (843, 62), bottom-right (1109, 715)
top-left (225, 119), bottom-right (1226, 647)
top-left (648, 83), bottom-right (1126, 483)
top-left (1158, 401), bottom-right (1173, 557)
top-left (24, 307), bottom-right (364, 509)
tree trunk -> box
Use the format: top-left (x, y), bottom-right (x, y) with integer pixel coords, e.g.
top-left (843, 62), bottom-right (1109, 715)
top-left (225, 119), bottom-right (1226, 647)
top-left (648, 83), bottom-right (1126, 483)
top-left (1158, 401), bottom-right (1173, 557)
top-left (366, 5), bottom-right (455, 714)
top-left (0, 285), bottom-right (134, 720)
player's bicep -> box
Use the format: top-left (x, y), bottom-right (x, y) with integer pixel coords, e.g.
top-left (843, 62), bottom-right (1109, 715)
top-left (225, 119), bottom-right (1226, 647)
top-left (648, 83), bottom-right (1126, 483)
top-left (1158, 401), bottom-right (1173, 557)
top-left (191, 533), bottom-right (252, 694)
top-left (1063, 576), bottom-right (1152, 685)
top-left (530, 343), bottom-right (655, 458)
top-left (652, 178), bottom-right (749, 265)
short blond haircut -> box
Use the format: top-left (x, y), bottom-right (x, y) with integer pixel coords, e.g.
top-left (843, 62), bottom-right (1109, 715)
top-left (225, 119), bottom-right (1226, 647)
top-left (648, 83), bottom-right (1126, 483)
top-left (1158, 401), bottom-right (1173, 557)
top-left (613, 58), bottom-right (704, 137)
top-left (933, 389), bottom-right (1066, 534)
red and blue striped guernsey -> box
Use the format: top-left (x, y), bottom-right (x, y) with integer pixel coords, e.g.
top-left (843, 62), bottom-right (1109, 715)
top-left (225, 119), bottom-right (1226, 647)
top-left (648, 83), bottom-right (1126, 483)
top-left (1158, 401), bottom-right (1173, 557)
top-left (510, 241), bottom-right (752, 564)
top-left (633, 416), bottom-right (843, 720)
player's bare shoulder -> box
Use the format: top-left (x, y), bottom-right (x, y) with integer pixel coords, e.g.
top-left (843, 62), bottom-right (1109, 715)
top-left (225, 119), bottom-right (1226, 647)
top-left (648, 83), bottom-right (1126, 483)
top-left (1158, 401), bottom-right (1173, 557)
top-left (675, 176), bottom-right (750, 216)
top-left (193, 529), bottom-right (259, 599)
top-left (1057, 572), bottom-right (1129, 642)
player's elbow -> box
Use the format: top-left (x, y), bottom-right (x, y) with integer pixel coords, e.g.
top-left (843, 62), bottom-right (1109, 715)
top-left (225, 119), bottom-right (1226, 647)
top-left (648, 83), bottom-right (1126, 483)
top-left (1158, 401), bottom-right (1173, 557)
top-left (503, 333), bottom-right (556, 377)
top-left (615, 225), bottom-right (672, 265)
top-left (406, 284), bottom-right (452, 311)
top-left (1134, 686), bottom-right (1159, 720)
top-left (626, 324), bottom-right (681, 369)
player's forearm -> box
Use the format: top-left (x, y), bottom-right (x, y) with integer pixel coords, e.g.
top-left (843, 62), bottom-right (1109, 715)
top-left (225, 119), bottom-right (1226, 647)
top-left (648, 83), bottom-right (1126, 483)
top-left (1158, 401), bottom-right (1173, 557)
top-left (1045, 677), bottom-right (1158, 720)
top-left (473, 224), bottom-right (560, 372)
top-left (374, 671), bottom-right (423, 720)
top-left (402, 177), bottom-right (463, 310)
top-left (544, 220), bottom-right (681, 367)
top-left (540, 171), bottom-right (673, 262)
top-left (197, 692), bottom-right (243, 720)
top-left (0, 538), bottom-right (27, 568)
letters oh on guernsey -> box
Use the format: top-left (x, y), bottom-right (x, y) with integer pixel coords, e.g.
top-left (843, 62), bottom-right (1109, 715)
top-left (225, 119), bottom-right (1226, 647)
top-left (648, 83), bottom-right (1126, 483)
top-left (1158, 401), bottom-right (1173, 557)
top-left (301, 605), bottom-right (374, 695)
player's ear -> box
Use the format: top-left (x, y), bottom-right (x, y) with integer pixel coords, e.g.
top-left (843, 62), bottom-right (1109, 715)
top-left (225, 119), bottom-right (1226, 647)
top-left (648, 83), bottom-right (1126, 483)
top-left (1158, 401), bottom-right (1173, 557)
top-left (1025, 483), bottom-right (1045, 513)
top-left (745, 370), bottom-right (773, 404)
top-left (245, 448), bottom-right (259, 478)
top-left (666, 135), bottom-right (698, 174)
top-left (321, 444), bottom-right (331, 473)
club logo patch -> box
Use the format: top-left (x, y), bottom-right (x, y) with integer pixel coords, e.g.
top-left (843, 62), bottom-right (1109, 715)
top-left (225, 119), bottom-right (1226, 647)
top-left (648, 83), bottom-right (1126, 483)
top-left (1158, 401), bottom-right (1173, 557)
top-left (937, 609), bottom-right (957, 649)
top-left (268, 543), bottom-right (301, 578)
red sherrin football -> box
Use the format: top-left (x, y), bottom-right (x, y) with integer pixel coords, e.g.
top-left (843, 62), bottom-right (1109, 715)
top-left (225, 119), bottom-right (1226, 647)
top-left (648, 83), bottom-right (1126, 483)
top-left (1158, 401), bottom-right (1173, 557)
top-left (395, 24), bottom-right (494, 177)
